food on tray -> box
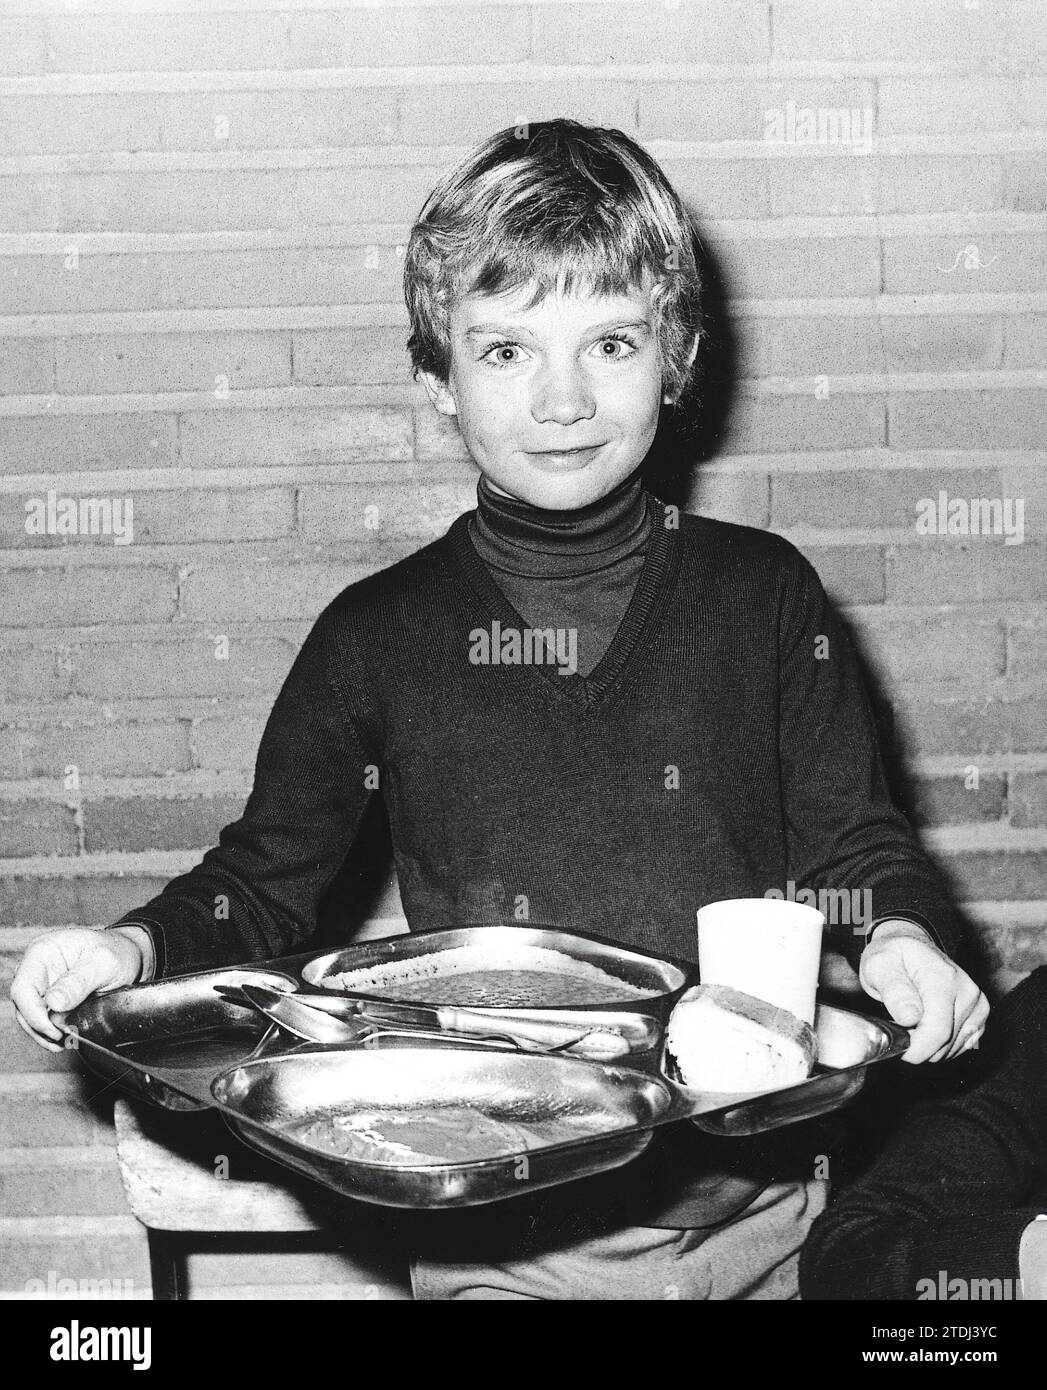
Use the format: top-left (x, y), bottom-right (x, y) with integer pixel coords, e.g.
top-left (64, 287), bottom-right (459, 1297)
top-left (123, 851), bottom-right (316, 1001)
top-left (666, 983), bottom-right (816, 1093)
top-left (321, 943), bottom-right (654, 1008)
top-left (281, 1103), bottom-right (630, 1165)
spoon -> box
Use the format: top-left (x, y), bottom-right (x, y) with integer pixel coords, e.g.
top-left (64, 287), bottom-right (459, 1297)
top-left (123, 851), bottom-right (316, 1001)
top-left (225, 983), bottom-right (600, 1055)
top-left (233, 984), bottom-right (368, 1045)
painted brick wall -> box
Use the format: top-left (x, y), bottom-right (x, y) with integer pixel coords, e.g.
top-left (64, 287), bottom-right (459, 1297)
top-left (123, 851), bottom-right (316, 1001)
top-left (2, 0), bottom-right (1045, 1296)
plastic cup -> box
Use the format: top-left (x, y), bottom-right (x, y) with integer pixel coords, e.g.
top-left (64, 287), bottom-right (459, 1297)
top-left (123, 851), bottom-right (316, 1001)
top-left (696, 897), bottom-right (824, 1025)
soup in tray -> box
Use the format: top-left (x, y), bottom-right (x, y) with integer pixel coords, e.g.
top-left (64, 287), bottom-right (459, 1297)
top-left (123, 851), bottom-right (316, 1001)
top-left (321, 942), bottom-right (656, 1009)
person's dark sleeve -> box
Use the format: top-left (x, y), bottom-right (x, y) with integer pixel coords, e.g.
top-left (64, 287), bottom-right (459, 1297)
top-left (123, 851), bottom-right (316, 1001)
top-left (107, 604), bottom-right (378, 978)
top-left (776, 550), bottom-right (964, 970)
top-left (801, 967), bottom-right (1047, 1299)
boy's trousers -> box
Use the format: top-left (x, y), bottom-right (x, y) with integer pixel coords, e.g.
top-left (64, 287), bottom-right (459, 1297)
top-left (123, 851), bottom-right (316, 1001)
top-left (409, 1177), bottom-right (829, 1300)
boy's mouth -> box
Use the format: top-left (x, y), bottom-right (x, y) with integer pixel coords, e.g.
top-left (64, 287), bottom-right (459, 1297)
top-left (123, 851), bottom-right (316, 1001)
top-left (525, 445), bottom-right (606, 467)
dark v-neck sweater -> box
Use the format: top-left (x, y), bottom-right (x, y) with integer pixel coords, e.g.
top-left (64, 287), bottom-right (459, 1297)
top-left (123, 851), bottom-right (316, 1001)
top-left (113, 486), bottom-right (964, 1226)
top-left (120, 488), bottom-right (961, 972)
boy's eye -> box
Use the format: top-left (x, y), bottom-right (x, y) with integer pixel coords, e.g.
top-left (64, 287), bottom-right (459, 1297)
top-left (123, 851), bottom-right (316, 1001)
top-left (481, 342), bottom-right (527, 366)
top-left (593, 333), bottom-right (638, 360)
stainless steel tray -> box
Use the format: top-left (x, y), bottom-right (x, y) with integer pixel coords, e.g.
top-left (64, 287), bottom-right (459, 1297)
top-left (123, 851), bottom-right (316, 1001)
top-left (208, 1002), bottom-right (910, 1209)
top-left (59, 925), bottom-right (910, 1207)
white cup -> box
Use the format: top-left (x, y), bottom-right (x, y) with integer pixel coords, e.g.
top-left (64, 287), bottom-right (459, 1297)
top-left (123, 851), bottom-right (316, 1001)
top-left (696, 897), bottom-right (824, 1025)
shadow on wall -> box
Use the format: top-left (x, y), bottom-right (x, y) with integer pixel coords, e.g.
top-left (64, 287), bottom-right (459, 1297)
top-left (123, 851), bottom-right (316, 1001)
top-left (645, 212), bottom-right (740, 495)
top-left (842, 614), bottom-right (995, 991)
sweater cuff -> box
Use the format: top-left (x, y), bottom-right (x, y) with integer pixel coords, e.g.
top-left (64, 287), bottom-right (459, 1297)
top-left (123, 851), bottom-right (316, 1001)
top-left (850, 909), bottom-right (953, 967)
top-left (869, 909), bottom-right (947, 952)
top-left (106, 923), bottom-right (155, 982)
top-left (108, 915), bottom-right (167, 981)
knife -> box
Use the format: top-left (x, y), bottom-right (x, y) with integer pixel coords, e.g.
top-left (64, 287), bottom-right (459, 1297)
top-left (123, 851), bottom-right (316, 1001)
top-left (320, 994), bottom-right (635, 1059)
top-left (237, 983), bottom-right (635, 1059)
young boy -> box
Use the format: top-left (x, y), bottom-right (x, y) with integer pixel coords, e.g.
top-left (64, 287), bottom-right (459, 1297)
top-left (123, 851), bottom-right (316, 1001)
top-left (13, 120), bottom-right (988, 1299)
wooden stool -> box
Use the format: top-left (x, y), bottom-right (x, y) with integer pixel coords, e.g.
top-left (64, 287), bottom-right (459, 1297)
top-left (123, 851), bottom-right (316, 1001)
top-left (113, 1098), bottom-right (409, 1300)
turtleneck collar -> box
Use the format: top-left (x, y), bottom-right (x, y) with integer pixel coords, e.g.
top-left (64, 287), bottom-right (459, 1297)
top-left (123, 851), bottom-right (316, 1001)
top-left (468, 467), bottom-right (652, 579)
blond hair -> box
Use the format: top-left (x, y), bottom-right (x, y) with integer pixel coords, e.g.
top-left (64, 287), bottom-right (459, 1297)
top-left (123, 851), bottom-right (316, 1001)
top-left (404, 119), bottom-right (702, 401)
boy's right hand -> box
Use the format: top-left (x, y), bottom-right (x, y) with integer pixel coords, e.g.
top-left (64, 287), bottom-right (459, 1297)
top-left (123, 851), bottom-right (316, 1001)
top-left (10, 928), bottom-right (146, 1052)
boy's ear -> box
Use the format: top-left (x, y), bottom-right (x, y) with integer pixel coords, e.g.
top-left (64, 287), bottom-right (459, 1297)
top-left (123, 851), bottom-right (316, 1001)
top-left (419, 370), bottom-right (458, 418)
top-left (684, 331), bottom-right (701, 373)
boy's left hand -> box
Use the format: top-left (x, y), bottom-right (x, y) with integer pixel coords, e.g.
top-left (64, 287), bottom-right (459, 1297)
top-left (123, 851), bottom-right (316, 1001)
top-left (858, 919), bottom-right (989, 1064)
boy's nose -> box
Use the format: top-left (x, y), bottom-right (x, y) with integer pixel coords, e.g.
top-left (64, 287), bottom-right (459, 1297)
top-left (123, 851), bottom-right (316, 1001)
top-left (530, 366), bottom-right (597, 426)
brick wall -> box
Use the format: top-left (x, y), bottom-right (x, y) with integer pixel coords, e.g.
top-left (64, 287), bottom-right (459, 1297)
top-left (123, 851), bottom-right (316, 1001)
top-left (2, 0), bottom-right (1045, 1295)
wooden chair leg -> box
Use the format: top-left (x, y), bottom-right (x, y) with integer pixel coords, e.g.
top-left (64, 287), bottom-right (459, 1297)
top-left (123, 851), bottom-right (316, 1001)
top-left (147, 1230), bottom-right (188, 1301)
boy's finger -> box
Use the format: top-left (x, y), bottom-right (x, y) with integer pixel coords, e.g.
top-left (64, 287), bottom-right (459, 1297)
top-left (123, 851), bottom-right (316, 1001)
top-left (13, 1006), bottom-right (65, 1053)
top-left (946, 1024), bottom-right (983, 1060)
top-left (901, 987), bottom-right (954, 1064)
top-left (43, 964), bottom-right (102, 1013)
top-left (945, 992), bottom-right (990, 1059)
top-left (43, 946), bottom-right (121, 1013)
top-left (10, 960), bottom-right (63, 1041)
top-left (877, 977), bottom-right (923, 1028)
top-left (968, 991), bottom-right (991, 1033)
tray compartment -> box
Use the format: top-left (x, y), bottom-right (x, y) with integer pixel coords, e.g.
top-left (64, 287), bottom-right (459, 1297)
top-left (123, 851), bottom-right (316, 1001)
top-left (61, 966), bottom-right (299, 1110)
top-left (668, 1002), bottom-right (910, 1137)
top-left (299, 925), bottom-right (690, 1008)
top-left (211, 1041), bottom-right (668, 1208)
top-left (294, 923), bottom-right (689, 1071)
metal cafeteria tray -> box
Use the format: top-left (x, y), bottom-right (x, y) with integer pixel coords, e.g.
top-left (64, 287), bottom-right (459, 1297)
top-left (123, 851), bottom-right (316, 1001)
top-left (58, 924), bottom-right (910, 1207)
top-left (208, 1002), bottom-right (910, 1209)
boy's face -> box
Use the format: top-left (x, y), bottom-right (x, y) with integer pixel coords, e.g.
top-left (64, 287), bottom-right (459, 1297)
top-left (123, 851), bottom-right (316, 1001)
top-left (422, 280), bottom-right (676, 510)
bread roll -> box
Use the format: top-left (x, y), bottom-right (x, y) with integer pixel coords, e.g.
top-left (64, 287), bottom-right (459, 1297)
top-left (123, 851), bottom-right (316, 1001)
top-left (667, 983), bottom-right (816, 1093)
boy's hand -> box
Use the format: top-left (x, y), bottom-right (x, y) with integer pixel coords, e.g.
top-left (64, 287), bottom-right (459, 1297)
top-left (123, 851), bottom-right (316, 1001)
top-left (10, 927), bottom-right (146, 1053)
top-left (859, 919), bottom-right (989, 1064)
